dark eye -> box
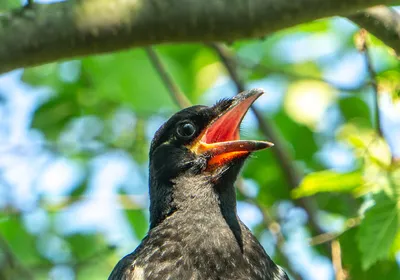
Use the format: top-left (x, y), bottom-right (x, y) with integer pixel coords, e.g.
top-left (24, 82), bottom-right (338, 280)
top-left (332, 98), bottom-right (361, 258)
top-left (176, 122), bottom-right (196, 138)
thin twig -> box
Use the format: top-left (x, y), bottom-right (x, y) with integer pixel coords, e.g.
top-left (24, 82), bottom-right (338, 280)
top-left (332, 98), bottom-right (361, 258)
top-left (331, 240), bottom-right (347, 280)
top-left (309, 217), bottom-right (361, 246)
top-left (210, 43), bottom-right (327, 241)
top-left (145, 47), bottom-right (191, 108)
top-left (357, 29), bottom-right (382, 137)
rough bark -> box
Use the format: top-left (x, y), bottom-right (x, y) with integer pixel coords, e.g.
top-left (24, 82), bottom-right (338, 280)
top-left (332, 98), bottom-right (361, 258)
top-left (0, 0), bottom-right (399, 74)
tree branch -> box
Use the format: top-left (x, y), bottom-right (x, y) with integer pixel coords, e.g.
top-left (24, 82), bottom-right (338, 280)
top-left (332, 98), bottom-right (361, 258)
top-left (349, 6), bottom-right (400, 55)
top-left (1, 0), bottom-right (399, 74)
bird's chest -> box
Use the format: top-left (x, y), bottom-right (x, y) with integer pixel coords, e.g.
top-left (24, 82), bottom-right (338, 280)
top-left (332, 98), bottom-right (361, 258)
top-left (179, 215), bottom-right (243, 266)
top-left (138, 213), bottom-right (267, 279)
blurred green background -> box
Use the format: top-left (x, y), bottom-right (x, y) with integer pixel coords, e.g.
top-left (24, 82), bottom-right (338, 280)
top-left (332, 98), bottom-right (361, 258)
top-left (0, 1), bottom-right (400, 280)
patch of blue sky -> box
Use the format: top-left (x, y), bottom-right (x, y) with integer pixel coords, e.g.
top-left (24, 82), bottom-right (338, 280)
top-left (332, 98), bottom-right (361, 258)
top-left (237, 201), bottom-right (263, 229)
top-left (284, 227), bottom-right (334, 280)
top-left (272, 32), bottom-right (342, 64)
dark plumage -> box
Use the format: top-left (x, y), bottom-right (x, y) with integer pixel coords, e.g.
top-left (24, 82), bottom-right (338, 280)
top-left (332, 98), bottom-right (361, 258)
top-left (109, 89), bottom-right (289, 280)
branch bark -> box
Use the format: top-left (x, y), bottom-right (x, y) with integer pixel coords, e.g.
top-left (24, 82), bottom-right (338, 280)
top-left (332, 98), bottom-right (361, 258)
top-left (0, 0), bottom-right (399, 74)
top-left (349, 6), bottom-right (400, 55)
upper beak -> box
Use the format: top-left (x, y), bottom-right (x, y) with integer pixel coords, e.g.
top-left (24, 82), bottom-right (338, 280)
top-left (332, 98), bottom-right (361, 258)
top-left (189, 89), bottom-right (274, 169)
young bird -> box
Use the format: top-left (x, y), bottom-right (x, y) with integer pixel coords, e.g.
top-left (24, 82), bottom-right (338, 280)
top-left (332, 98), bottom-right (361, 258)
top-left (109, 89), bottom-right (289, 280)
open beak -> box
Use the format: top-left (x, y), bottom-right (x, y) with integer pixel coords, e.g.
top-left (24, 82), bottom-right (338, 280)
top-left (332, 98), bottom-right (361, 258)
top-left (189, 89), bottom-right (274, 169)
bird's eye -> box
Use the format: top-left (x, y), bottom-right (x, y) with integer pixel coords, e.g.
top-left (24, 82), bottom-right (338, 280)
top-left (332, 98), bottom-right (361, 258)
top-left (176, 122), bottom-right (196, 138)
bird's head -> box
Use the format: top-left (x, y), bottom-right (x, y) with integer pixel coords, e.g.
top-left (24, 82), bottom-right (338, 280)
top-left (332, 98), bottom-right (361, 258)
top-left (148, 89), bottom-right (273, 227)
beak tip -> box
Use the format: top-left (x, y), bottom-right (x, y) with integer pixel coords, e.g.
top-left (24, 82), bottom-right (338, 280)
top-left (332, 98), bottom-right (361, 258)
top-left (269, 141), bottom-right (275, 147)
top-left (263, 141), bottom-right (274, 149)
top-left (252, 88), bottom-right (265, 95)
top-left (254, 141), bottom-right (274, 150)
top-left (237, 88), bottom-right (265, 101)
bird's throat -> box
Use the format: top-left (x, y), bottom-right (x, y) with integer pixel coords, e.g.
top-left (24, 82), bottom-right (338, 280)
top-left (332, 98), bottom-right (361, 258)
top-left (149, 173), bottom-right (245, 251)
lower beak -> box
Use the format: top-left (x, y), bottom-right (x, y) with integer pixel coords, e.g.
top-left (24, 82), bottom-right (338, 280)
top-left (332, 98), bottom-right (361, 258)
top-left (196, 140), bottom-right (274, 169)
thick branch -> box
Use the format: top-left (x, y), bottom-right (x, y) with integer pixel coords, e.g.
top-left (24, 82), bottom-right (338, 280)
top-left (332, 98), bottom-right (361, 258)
top-left (349, 6), bottom-right (400, 55)
top-left (0, 0), bottom-right (398, 74)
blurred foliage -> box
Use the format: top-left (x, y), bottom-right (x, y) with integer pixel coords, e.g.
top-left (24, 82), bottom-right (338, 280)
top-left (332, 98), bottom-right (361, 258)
top-left (1, 2), bottom-right (400, 280)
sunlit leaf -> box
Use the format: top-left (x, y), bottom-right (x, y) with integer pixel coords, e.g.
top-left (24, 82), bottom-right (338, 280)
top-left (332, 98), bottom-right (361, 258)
top-left (358, 193), bottom-right (399, 270)
top-left (377, 70), bottom-right (400, 102)
top-left (339, 124), bottom-right (392, 169)
top-left (292, 170), bottom-right (363, 198)
top-left (389, 230), bottom-right (400, 258)
top-left (284, 80), bottom-right (337, 129)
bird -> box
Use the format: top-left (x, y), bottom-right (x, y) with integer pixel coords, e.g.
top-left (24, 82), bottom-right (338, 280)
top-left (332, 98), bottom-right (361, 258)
top-left (109, 89), bottom-right (289, 280)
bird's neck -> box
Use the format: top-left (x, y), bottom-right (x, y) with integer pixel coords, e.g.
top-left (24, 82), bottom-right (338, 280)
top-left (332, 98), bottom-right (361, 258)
top-left (149, 173), bottom-right (244, 249)
top-left (149, 173), bottom-right (238, 226)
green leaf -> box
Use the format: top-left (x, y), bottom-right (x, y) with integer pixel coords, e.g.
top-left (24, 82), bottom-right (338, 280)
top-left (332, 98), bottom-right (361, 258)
top-left (340, 228), bottom-right (400, 280)
top-left (22, 63), bottom-right (62, 88)
top-left (125, 209), bottom-right (148, 240)
top-left (32, 93), bottom-right (81, 140)
top-left (0, 216), bottom-right (46, 266)
top-left (158, 44), bottom-right (220, 100)
top-left (273, 111), bottom-right (318, 164)
top-left (338, 96), bottom-right (372, 127)
top-left (358, 193), bottom-right (399, 270)
top-left (292, 170), bottom-right (363, 198)
top-left (0, 0), bottom-right (22, 11)
top-left (81, 50), bottom-right (176, 116)
top-left (315, 193), bottom-right (360, 216)
top-left (66, 233), bottom-right (108, 261)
